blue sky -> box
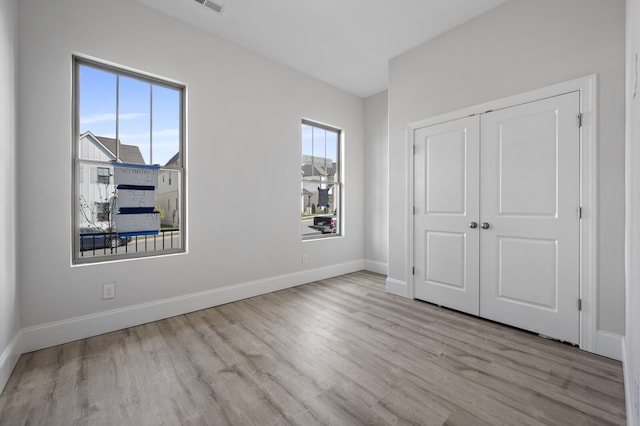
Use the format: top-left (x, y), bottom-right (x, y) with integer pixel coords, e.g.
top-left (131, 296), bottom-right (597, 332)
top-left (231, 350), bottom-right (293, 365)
top-left (79, 65), bottom-right (180, 166)
top-left (301, 123), bottom-right (338, 163)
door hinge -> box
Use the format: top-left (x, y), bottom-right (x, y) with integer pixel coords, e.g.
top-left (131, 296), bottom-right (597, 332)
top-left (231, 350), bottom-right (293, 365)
top-left (413, 206), bottom-right (416, 215)
top-left (412, 267), bottom-right (415, 275)
top-left (578, 206), bottom-right (583, 219)
top-left (578, 299), bottom-right (582, 311)
top-left (413, 145), bottom-right (416, 155)
top-left (578, 113), bottom-right (583, 128)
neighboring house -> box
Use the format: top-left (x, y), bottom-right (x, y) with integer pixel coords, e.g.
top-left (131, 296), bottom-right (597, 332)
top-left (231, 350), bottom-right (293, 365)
top-left (301, 157), bottom-right (337, 214)
top-left (77, 131), bottom-right (145, 229)
top-left (156, 153), bottom-right (180, 227)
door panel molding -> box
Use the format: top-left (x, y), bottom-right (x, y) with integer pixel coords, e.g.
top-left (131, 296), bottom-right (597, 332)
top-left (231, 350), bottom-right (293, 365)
top-left (406, 75), bottom-right (598, 355)
top-left (425, 231), bottom-right (467, 290)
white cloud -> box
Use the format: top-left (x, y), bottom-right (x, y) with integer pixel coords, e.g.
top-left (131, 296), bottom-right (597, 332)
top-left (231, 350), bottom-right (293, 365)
top-left (80, 112), bottom-right (148, 125)
top-left (153, 129), bottom-right (179, 138)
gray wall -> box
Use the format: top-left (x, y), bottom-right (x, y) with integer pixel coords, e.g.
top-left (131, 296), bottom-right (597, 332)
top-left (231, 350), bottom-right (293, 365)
top-left (388, 0), bottom-right (626, 335)
top-left (0, 0), bottom-right (19, 390)
top-left (626, 0), bottom-right (640, 423)
top-left (363, 90), bottom-right (389, 274)
top-left (18, 0), bottom-right (364, 336)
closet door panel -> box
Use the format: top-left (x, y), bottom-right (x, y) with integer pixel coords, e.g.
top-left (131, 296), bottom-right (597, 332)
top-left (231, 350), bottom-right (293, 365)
top-left (414, 116), bottom-right (480, 315)
top-left (479, 92), bottom-right (580, 344)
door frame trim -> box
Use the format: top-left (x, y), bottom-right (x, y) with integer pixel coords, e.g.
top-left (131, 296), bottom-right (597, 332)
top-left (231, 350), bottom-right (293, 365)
top-left (405, 75), bottom-right (598, 353)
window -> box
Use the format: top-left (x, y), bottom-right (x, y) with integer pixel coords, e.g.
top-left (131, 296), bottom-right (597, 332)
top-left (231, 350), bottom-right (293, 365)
top-left (301, 120), bottom-right (341, 239)
top-left (95, 202), bottom-right (110, 222)
top-left (73, 57), bottom-right (185, 263)
top-left (97, 167), bottom-right (110, 184)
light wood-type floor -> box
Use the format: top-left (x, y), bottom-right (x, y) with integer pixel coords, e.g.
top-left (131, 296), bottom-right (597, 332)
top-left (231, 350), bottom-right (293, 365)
top-left (0, 271), bottom-right (626, 425)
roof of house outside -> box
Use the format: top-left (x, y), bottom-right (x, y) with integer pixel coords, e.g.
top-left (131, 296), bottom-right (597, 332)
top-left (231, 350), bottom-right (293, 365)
top-left (301, 162), bottom-right (336, 178)
top-left (95, 135), bottom-right (146, 164)
top-left (164, 152), bottom-right (180, 167)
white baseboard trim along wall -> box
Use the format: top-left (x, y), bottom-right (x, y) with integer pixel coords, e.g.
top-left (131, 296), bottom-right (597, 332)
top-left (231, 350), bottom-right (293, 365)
top-left (0, 331), bottom-right (21, 393)
top-left (594, 329), bottom-right (623, 361)
top-left (20, 260), bottom-right (365, 354)
top-left (363, 259), bottom-right (387, 275)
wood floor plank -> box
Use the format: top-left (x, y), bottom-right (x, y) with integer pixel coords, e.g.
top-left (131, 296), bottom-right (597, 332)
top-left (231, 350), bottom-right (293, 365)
top-left (0, 271), bottom-right (626, 425)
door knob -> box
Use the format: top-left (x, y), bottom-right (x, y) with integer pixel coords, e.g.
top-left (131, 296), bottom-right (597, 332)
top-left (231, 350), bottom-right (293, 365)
top-left (469, 222), bottom-right (478, 229)
top-left (481, 222), bottom-right (490, 229)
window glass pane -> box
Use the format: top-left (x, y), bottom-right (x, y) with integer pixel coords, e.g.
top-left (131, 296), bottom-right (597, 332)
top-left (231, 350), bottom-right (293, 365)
top-left (78, 65), bottom-right (116, 161)
top-left (152, 85), bottom-right (181, 167)
top-left (325, 130), bottom-right (338, 183)
top-left (118, 76), bottom-right (151, 164)
top-left (156, 170), bottom-right (182, 229)
top-left (302, 124), bottom-right (313, 178)
top-left (312, 127), bottom-right (326, 172)
top-left (77, 161), bottom-right (116, 231)
top-left (301, 184), bottom-right (339, 237)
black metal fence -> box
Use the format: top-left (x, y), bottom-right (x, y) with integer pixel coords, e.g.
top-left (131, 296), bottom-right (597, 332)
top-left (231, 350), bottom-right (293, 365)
top-left (79, 228), bottom-right (180, 257)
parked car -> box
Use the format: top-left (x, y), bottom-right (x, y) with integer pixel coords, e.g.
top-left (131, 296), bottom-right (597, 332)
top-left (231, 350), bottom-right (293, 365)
top-left (79, 227), bottom-right (131, 251)
top-left (307, 215), bottom-right (337, 234)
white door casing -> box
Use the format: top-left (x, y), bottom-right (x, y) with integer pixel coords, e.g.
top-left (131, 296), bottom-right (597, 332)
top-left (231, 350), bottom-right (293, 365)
top-left (413, 91), bottom-right (581, 345)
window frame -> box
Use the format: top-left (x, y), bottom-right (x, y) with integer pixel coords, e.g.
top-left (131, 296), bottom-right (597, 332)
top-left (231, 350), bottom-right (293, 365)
top-left (72, 56), bottom-right (187, 264)
top-left (301, 119), bottom-right (343, 241)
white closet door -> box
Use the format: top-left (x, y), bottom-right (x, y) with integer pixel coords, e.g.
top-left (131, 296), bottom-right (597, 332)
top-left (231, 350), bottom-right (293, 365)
top-left (479, 92), bottom-right (580, 344)
top-left (414, 116), bottom-right (480, 315)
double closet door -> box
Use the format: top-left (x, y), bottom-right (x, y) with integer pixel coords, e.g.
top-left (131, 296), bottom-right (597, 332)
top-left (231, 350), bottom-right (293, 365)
top-left (413, 92), bottom-right (581, 344)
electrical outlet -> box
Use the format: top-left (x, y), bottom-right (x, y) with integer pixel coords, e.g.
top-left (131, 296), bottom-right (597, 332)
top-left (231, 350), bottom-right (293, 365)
top-left (302, 254), bottom-right (308, 264)
top-left (102, 282), bottom-right (116, 300)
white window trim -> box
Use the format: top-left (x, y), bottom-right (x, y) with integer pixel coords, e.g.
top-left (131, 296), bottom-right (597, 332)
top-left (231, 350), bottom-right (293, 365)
top-left (301, 119), bottom-right (343, 241)
top-left (72, 55), bottom-right (187, 264)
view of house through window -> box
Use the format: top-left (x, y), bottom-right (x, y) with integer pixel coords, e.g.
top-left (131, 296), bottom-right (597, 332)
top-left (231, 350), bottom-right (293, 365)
top-left (73, 57), bottom-right (185, 262)
top-left (301, 120), bottom-right (341, 239)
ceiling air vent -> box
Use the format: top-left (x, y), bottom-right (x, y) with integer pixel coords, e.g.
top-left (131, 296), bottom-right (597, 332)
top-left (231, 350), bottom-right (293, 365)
top-left (194, 0), bottom-right (225, 14)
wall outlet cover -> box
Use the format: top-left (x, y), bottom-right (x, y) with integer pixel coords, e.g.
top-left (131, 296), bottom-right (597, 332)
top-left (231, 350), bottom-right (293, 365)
top-left (102, 283), bottom-right (116, 300)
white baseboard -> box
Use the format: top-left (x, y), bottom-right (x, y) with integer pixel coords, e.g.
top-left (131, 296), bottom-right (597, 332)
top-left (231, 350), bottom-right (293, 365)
top-left (21, 260), bottom-right (364, 354)
top-left (594, 329), bottom-right (623, 361)
top-left (386, 278), bottom-right (409, 298)
top-left (363, 259), bottom-right (387, 275)
top-left (0, 330), bottom-right (22, 394)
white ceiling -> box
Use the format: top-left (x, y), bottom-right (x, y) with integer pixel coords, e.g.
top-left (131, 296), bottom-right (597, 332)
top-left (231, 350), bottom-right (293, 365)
top-left (136, 0), bottom-right (509, 98)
